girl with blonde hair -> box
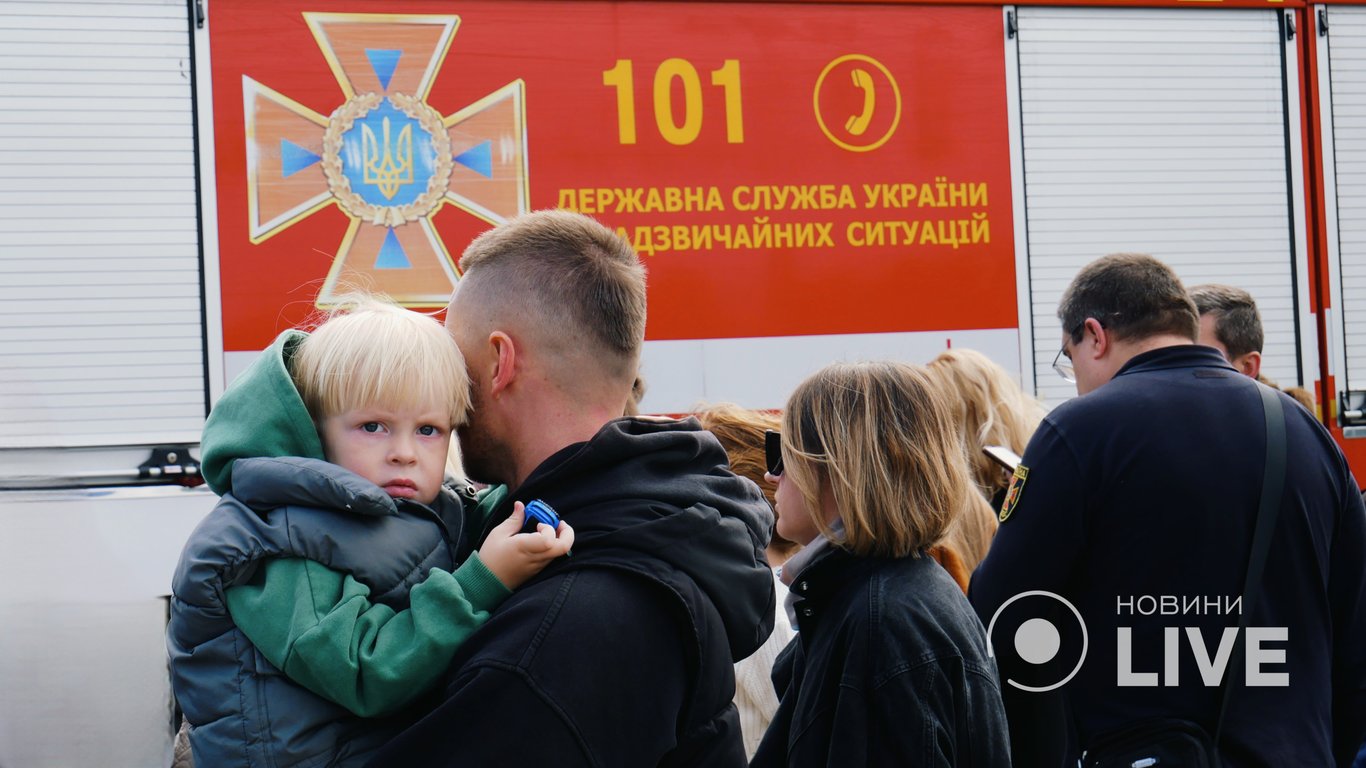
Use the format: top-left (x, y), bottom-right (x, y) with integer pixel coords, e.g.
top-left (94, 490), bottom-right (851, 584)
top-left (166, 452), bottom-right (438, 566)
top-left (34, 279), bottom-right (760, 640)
top-left (927, 348), bottom-right (1046, 568)
top-left (750, 361), bottom-right (1009, 766)
top-left (928, 348), bottom-right (1045, 504)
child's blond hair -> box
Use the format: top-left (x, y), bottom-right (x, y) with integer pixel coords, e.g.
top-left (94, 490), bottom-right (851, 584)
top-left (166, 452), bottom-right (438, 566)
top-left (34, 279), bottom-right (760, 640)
top-left (290, 294), bottom-right (470, 429)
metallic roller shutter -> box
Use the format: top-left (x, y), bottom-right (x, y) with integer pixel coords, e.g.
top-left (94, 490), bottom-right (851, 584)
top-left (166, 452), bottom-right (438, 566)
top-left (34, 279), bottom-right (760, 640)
top-left (1322, 6), bottom-right (1366, 415)
top-left (1014, 7), bottom-right (1302, 406)
top-left (0, 0), bottom-right (206, 455)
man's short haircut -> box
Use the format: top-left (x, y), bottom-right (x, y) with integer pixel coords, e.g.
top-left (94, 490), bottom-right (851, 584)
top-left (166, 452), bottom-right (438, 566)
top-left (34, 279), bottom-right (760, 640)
top-left (781, 361), bottom-right (982, 559)
top-left (1058, 253), bottom-right (1199, 344)
top-left (291, 294), bottom-right (470, 428)
top-left (458, 210), bottom-right (646, 373)
top-left (1190, 283), bottom-right (1264, 359)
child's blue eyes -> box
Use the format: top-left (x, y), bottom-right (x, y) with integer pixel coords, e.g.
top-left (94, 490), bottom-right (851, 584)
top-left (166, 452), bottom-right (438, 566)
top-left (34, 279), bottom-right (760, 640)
top-left (357, 422), bottom-right (441, 436)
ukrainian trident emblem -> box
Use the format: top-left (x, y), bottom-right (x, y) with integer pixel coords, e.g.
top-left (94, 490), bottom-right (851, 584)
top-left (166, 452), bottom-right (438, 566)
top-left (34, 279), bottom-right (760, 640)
top-left (362, 114), bottom-right (414, 200)
top-left (243, 13), bottom-right (530, 307)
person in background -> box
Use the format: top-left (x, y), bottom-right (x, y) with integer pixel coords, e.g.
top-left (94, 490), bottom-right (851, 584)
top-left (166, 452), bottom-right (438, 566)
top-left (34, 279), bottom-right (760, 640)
top-left (1191, 282), bottom-right (1317, 413)
top-left (694, 403), bottom-right (801, 759)
top-left (168, 296), bottom-right (573, 767)
top-left (1190, 283), bottom-right (1264, 379)
top-left (1282, 382), bottom-right (1318, 413)
top-left (972, 254), bottom-right (1366, 766)
top-left (926, 348), bottom-right (1045, 569)
top-left (750, 361), bottom-right (1011, 767)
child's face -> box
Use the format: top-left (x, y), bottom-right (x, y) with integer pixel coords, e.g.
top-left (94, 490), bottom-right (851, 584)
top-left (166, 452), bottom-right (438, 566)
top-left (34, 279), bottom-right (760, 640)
top-left (319, 402), bottom-right (452, 506)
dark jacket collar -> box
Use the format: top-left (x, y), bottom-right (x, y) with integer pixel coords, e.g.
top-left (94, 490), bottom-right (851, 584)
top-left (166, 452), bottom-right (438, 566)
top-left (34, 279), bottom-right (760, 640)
top-left (786, 545), bottom-right (894, 632)
top-left (1114, 343), bottom-right (1236, 379)
top-left (483, 416), bottom-right (777, 661)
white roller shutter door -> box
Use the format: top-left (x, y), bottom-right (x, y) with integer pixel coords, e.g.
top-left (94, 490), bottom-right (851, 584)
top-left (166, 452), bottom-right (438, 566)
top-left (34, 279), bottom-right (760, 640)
top-left (1012, 7), bottom-right (1307, 406)
top-left (1320, 6), bottom-right (1366, 424)
top-left (0, 0), bottom-right (206, 461)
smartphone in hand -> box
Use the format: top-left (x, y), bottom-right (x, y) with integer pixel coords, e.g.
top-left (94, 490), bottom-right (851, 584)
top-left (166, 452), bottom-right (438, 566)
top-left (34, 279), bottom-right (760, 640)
top-left (983, 445), bottom-right (1022, 472)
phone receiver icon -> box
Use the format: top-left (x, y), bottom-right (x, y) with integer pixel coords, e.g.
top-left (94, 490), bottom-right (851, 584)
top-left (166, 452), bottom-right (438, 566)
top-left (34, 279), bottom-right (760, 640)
top-left (845, 68), bottom-right (876, 136)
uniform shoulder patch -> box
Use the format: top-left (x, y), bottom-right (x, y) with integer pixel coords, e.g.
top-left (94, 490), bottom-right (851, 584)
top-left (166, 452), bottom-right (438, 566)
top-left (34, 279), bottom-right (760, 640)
top-left (998, 465), bottom-right (1029, 523)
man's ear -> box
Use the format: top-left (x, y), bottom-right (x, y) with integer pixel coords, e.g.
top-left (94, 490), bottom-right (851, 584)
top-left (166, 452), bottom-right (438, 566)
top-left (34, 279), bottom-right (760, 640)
top-left (1084, 317), bottom-right (1109, 360)
top-left (488, 330), bottom-right (517, 398)
top-left (1234, 350), bottom-right (1262, 379)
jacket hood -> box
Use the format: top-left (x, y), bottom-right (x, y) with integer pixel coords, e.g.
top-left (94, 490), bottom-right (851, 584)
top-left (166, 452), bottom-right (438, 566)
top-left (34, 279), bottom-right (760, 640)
top-left (228, 456), bottom-right (398, 517)
top-left (500, 417), bottom-right (777, 660)
top-left (201, 330), bottom-right (325, 495)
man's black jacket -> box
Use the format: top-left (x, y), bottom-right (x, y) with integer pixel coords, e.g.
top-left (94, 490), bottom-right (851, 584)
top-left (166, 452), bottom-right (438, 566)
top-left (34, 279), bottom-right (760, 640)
top-left (368, 417), bottom-right (777, 767)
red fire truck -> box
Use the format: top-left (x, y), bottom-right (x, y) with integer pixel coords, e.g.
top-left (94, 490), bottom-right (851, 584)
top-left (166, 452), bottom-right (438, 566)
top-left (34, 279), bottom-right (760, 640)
top-left (3, 0), bottom-right (1365, 763)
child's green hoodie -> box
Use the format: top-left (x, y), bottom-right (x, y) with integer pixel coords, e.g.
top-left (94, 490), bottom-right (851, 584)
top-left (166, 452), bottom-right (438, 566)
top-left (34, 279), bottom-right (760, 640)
top-left (169, 329), bottom-right (509, 767)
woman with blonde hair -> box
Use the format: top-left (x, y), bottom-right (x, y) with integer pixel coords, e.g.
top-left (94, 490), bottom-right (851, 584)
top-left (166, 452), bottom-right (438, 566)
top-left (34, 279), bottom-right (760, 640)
top-left (928, 348), bottom-right (1045, 504)
top-left (750, 361), bottom-right (1010, 767)
top-left (927, 348), bottom-right (1046, 568)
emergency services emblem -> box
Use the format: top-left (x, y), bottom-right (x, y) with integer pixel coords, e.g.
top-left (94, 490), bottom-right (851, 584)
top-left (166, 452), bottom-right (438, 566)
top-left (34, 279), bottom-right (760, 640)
top-left (998, 464), bottom-right (1028, 523)
top-left (242, 13), bottom-right (529, 307)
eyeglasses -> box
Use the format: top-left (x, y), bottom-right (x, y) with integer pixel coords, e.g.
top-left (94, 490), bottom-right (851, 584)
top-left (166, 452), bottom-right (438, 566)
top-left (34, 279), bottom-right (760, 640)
top-left (1054, 317), bottom-right (1101, 384)
top-left (1052, 346), bottom-right (1076, 383)
top-left (764, 429), bottom-right (784, 476)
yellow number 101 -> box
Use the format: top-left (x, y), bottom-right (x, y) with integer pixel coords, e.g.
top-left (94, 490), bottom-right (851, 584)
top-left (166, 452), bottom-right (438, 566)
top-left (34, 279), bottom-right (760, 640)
top-left (602, 59), bottom-right (744, 146)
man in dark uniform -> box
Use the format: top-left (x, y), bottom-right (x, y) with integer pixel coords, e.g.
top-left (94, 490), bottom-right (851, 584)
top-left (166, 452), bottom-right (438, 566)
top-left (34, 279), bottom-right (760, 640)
top-left (970, 253), bottom-right (1366, 766)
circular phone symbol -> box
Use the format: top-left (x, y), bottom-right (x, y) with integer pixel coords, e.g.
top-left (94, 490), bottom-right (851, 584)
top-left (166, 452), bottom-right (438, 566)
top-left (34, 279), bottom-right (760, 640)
top-left (813, 55), bottom-right (902, 152)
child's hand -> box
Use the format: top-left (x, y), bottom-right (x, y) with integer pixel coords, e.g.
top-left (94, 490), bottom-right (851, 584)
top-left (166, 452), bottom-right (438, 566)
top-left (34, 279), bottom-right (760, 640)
top-left (478, 501), bottom-right (576, 590)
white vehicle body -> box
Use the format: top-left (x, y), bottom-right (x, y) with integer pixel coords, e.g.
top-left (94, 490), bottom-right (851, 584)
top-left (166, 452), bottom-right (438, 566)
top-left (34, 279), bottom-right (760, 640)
top-left (5, 1), bottom-right (1366, 765)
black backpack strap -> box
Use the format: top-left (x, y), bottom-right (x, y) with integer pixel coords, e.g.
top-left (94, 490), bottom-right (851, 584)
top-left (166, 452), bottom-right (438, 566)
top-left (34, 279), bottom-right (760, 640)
top-left (1214, 383), bottom-right (1286, 746)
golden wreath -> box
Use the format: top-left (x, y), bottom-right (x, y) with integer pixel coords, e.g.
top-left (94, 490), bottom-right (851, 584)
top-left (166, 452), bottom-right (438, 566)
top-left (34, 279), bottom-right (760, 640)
top-left (321, 92), bottom-right (454, 227)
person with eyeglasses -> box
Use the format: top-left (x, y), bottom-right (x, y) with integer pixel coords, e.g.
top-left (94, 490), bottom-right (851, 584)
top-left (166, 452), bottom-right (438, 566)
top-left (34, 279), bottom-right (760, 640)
top-left (749, 361), bottom-right (1011, 767)
top-left (970, 253), bottom-right (1366, 767)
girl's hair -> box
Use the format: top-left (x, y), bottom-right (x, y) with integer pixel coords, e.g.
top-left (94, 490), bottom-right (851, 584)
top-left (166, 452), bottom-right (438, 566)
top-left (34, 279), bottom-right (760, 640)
top-left (694, 403), bottom-right (801, 561)
top-left (290, 294), bottom-right (470, 428)
top-left (781, 361), bottom-right (982, 558)
top-left (927, 348), bottom-right (1045, 498)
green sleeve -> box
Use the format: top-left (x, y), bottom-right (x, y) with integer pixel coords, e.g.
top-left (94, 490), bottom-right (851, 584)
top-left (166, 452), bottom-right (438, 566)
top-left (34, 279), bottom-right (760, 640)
top-left (468, 484), bottom-right (510, 535)
top-left (224, 553), bottom-right (511, 717)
